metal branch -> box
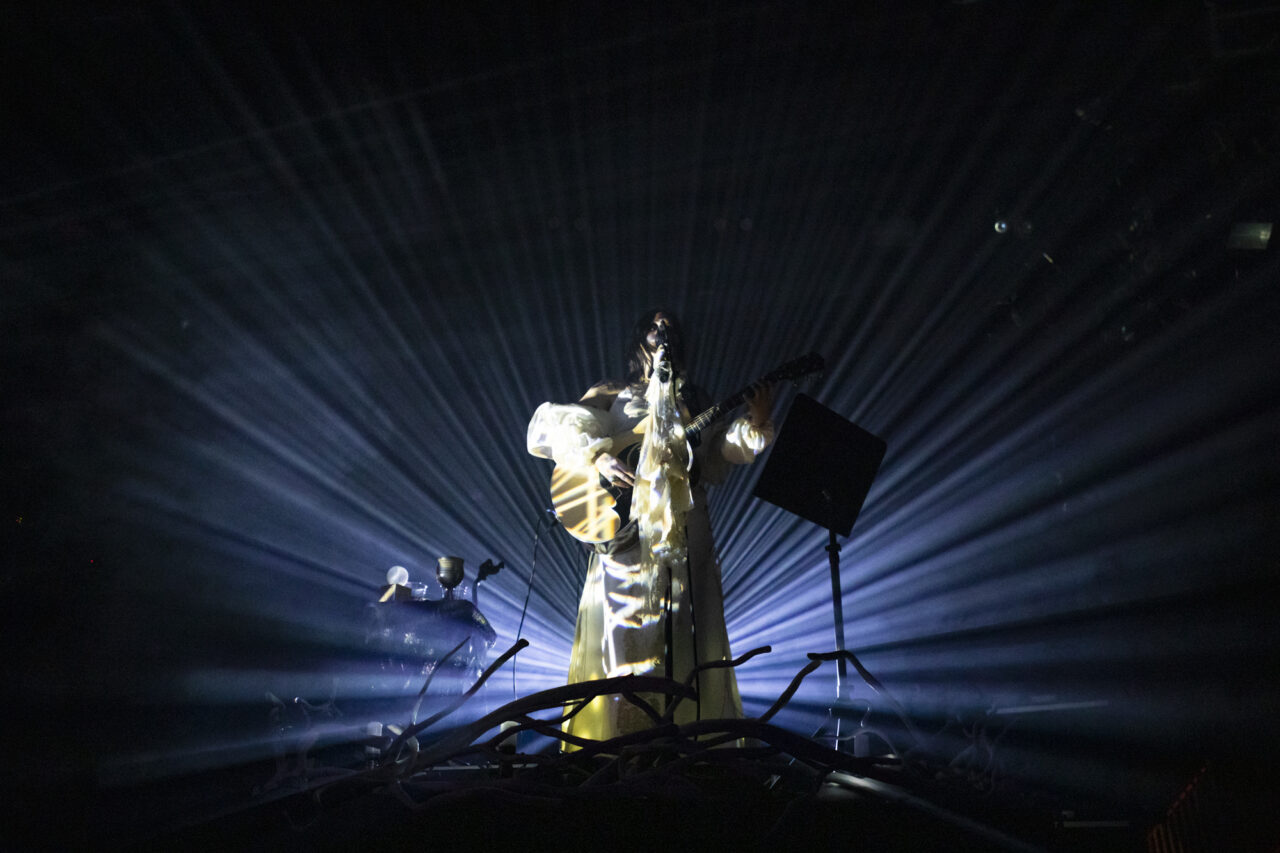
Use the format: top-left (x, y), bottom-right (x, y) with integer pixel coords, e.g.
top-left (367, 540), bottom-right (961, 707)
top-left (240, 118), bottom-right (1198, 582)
top-left (409, 636), bottom-right (469, 724)
top-left (808, 649), bottom-right (925, 749)
top-left (386, 638), bottom-right (529, 755)
top-left (663, 644), bottom-right (773, 722)
top-left (759, 658), bottom-right (823, 723)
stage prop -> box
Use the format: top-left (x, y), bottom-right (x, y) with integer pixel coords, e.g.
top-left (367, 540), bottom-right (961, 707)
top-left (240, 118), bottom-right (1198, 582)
top-left (227, 641), bottom-right (1036, 853)
top-left (752, 393), bottom-right (887, 754)
top-left (366, 558), bottom-right (499, 699)
top-left (258, 557), bottom-right (501, 795)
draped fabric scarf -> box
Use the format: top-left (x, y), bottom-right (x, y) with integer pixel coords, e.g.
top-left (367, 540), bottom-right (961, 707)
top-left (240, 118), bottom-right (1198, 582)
top-left (631, 345), bottom-right (693, 616)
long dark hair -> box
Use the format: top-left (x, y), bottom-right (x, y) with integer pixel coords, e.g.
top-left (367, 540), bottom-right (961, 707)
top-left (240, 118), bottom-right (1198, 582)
top-left (624, 308), bottom-right (687, 385)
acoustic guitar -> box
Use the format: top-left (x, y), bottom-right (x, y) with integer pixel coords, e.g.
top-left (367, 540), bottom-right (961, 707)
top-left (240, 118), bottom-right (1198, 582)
top-left (549, 353), bottom-right (824, 543)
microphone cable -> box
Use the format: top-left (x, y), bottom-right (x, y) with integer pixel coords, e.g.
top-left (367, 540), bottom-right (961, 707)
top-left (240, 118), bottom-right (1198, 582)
top-left (512, 508), bottom-right (558, 696)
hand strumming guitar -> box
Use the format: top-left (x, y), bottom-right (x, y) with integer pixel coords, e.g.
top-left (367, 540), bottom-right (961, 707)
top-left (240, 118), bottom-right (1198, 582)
top-left (538, 350), bottom-right (821, 545)
top-left (597, 382), bottom-right (772, 489)
top-left (594, 452), bottom-right (636, 488)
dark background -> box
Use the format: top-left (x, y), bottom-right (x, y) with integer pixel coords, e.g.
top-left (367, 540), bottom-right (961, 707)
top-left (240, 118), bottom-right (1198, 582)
top-left (3, 1), bottom-right (1278, 849)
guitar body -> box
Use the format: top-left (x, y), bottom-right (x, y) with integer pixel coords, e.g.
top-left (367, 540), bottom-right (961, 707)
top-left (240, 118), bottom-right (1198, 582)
top-left (547, 352), bottom-right (824, 545)
top-left (549, 433), bottom-right (644, 545)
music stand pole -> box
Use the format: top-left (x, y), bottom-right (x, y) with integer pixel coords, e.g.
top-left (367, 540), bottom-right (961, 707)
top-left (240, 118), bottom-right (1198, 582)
top-left (750, 393), bottom-right (887, 754)
top-left (825, 526), bottom-right (851, 706)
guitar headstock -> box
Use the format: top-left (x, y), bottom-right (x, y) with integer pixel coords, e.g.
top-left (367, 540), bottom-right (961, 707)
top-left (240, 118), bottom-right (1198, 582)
top-left (764, 352), bottom-right (825, 384)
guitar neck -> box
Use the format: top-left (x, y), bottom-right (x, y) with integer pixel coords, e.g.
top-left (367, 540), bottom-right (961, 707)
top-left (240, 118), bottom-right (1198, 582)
top-left (686, 386), bottom-right (752, 442)
top-left (683, 352), bottom-right (823, 443)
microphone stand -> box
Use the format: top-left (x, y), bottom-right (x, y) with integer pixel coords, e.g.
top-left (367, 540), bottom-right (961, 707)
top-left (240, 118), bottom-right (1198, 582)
top-left (651, 343), bottom-right (676, 690)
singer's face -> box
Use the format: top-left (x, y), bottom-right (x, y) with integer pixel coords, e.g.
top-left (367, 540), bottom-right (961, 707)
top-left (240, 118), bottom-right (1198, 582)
top-left (645, 312), bottom-right (672, 352)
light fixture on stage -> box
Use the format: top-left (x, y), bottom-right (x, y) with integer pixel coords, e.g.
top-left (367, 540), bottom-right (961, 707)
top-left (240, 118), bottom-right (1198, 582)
top-left (379, 565), bottom-right (413, 601)
top-left (993, 218), bottom-right (1032, 236)
top-left (1227, 221), bottom-right (1272, 250)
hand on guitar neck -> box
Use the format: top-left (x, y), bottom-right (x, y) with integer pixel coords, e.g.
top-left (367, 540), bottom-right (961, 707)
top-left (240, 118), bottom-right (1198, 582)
top-left (744, 380), bottom-right (775, 428)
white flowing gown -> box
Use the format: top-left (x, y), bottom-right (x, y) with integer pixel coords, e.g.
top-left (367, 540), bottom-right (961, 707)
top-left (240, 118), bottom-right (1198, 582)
top-left (527, 369), bottom-right (773, 743)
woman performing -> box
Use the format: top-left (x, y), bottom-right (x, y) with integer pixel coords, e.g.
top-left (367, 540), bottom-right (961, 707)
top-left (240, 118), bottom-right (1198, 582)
top-left (526, 309), bottom-right (775, 743)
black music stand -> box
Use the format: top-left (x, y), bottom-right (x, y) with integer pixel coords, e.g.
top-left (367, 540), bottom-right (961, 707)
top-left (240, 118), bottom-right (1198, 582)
top-left (753, 393), bottom-right (886, 752)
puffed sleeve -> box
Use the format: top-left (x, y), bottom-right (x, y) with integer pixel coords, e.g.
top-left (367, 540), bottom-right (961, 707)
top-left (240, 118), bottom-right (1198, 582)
top-left (720, 417), bottom-right (775, 463)
top-left (696, 416), bottom-right (774, 484)
top-left (526, 402), bottom-right (614, 468)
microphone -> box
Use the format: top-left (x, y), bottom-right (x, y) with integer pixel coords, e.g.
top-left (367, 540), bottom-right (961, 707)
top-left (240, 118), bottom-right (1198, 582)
top-left (656, 352), bottom-right (672, 383)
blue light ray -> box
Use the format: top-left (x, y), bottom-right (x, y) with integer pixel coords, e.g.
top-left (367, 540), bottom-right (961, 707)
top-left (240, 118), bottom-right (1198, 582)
top-left (6, 6), bottom-right (1277, 831)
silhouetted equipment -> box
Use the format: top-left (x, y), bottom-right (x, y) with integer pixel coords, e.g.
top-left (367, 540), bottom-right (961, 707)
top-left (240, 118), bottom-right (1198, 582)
top-left (437, 555), bottom-right (465, 596)
top-left (754, 393), bottom-right (885, 537)
top-left (754, 393), bottom-right (887, 752)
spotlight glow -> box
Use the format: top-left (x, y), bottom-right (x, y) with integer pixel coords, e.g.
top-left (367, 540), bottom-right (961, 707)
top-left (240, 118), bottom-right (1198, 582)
top-left (5, 4), bottom-right (1277, 841)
